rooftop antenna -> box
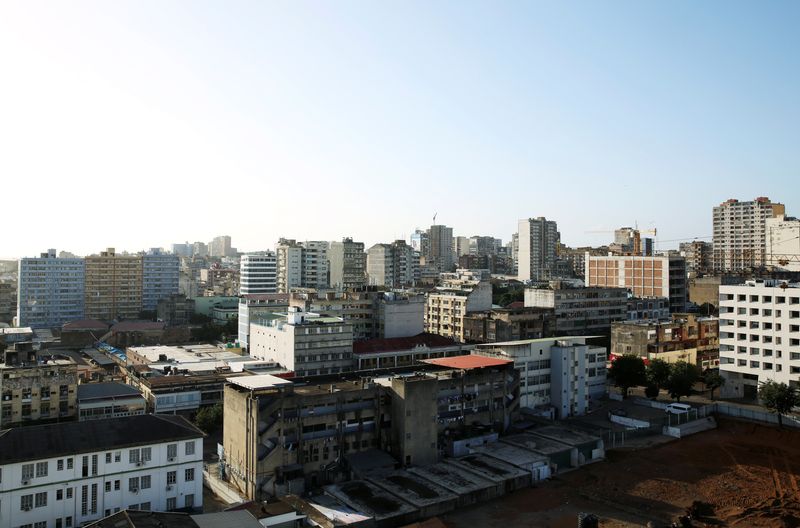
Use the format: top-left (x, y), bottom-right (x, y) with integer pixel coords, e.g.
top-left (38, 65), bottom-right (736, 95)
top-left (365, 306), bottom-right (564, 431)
top-left (433, 212), bottom-right (437, 224)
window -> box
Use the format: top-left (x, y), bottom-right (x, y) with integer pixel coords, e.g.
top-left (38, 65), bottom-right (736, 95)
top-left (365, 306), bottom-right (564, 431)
top-left (141, 447), bottom-right (151, 463)
top-left (82, 456), bottom-right (89, 477)
top-left (66, 488), bottom-right (73, 499)
top-left (185, 441), bottom-right (195, 456)
top-left (66, 517), bottom-right (72, 528)
top-left (185, 468), bottom-right (195, 482)
top-left (114, 480), bottom-right (120, 491)
top-left (21, 463), bottom-right (34, 481)
top-left (167, 444), bottom-right (177, 459)
top-left (57, 489), bottom-right (63, 500)
top-left (21, 494), bottom-right (33, 510)
top-left (185, 494), bottom-right (195, 508)
top-left (114, 452), bottom-right (121, 463)
top-left (105, 453), bottom-right (112, 464)
top-left (141, 502), bottom-right (151, 510)
top-left (129, 477), bottom-right (139, 492)
top-left (35, 462), bottom-right (47, 478)
top-left (67, 458), bottom-right (73, 470)
top-left (92, 454), bottom-right (98, 476)
top-left (166, 497), bottom-right (177, 510)
top-left (57, 459), bottom-right (64, 471)
top-left (56, 519), bottom-right (63, 528)
top-left (35, 491), bottom-right (47, 507)
top-left (141, 475), bottom-right (151, 489)
top-left (129, 449), bottom-right (140, 464)
top-left (105, 481), bottom-right (111, 492)
top-left (167, 471), bottom-right (176, 485)
top-left (35, 523), bottom-right (47, 528)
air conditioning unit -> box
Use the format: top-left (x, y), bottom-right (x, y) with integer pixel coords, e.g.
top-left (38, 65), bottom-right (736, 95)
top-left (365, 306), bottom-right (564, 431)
top-left (21, 479), bottom-right (30, 485)
top-left (166, 485), bottom-right (173, 491)
top-left (167, 457), bottom-right (175, 462)
top-left (131, 487), bottom-right (139, 493)
top-left (22, 506), bottom-right (32, 511)
top-left (136, 462), bottom-right (143, 466)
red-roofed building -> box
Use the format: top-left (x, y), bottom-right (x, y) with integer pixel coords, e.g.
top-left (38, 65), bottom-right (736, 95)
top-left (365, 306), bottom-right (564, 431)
top-left (353, 332), bottom-right (473, 370)
top-left (422, 355), bottom-right (512, 370)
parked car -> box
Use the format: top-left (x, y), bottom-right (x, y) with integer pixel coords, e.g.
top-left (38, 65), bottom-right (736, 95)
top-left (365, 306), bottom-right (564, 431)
top-left (665, 403), bottom-right (692, 415)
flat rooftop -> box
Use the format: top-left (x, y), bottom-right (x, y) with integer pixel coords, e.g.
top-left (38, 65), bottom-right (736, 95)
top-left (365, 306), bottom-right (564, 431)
top-left (226, 374), bottom-right (293, 390)
top-left (408, 463), bottom-right (494, 495)
top-left (129, 345), bottom-right (246, 365)
top-left (446, 454), bottom-right (529, 483)
top-left (325, 480), bottom-right (416, 521)
top-left (367, 470), bottom-right (458, 508)
top-left (478, 335), bottom-right (602, 348)
top-left (421, 356), bottom-right (512, 370)
top-left (528, 425), bottom-right (602, 447)
top-left (301, 494), bottom-right (372, 525)
top-left (500, 433), bottom-right (573, 455)
top-left (471, 441), bottom-right (549, 468)
top-left (77, 382), bottom-right (143, 401)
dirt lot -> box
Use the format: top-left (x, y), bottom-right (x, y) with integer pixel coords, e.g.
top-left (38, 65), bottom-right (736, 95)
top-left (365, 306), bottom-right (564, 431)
top-left (440, 418), bottom-right (800, 527)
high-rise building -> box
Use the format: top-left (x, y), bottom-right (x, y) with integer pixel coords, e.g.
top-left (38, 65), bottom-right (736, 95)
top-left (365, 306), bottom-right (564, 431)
top-left (426, 225), bottom-right (454, 272)
top-left (680, 241), bottom-right (713, 276)
top-left (17, 250), bottom-right (85, 329)
top-left (718, 280), bottom-right (800, 399)
top-left (171, 242), bottom-right (193, 257)
top-left (84, 248), bottom-right (143, 321)
top-left (366, 240), bottom-right (418, 288)
top-left (142, 249), bottom-right (180, 311)
top-left (424, 271), bottom-right (492, 342)
top-left (209, 235), bottom-right (233, 258)
top-left (275, 239), bottom-right (329, 293)
top-left (469, 236), bottom-right (500, 256)
top-left (239, 252), bottom-right (278, 295)
top-left (517, 217), bottom-right (559, 282)
top-left (453, 236), bottom-right (470, 258)
top-left (713, 197), bottom-right (785, 272)
top-left (524, 283), bottom-right (628, 335)
top-left (328, 238), bottom-right (366, 290)
top-left (585, 254), bottom-right (687, 313)
top-left (0, 278), bottom-right (17, 325)
top-left (766, 215), bottom-right (800, 272)
top-left (192, 241), bottom-right (208, 257)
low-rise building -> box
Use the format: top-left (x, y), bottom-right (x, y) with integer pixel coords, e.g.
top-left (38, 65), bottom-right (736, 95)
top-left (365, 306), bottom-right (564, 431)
top-left (61, 320), bottom-right (110, 348)
top-left (352, 333), bottom-right (472, 370)
top-left (0, 414), bottom-right (204, 527)
top-left (0, 345), bottom-right (78, 428)
top-left (77, 382), bottom-right (147, 421)
top-left (524, 283), bottom-right (627, 336)
top-left (376, 293), bottom-right (425, 339)
top-left (626, 296), bottom-right (670, 321)
top-left (425, 272), bottom-right (492, 342)
top-left (289, 290), bottom-right (380, 341)
top-left (238, 294), bottom-right (291, 350)
top-left (718, 279), bottom-right (800, 399)
top-left (473, 336), bottom-right (607, 418)
top-left (250, 308), bottom-right (354, 377)
top-left (462, 306), bottom-right (555, 343)
top-left (157, 294), bottom-right (195, 326)
top-left (611, 313), bottom-right (719, 368)
top-left (222, 357), bottom-right (519, 500)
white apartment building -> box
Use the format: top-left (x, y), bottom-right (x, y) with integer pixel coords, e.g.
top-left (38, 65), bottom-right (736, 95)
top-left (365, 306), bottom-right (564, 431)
top-left (473, 336), bottom-right (607, 419)
top-left (0, 415), bottom-right (203, 528)
top-left (517, 217), bottom-right (559, 282)
top-left (17, 250), bottom-right (85, 329)
top-left (237, 294), bottom-right (290, 350)
top-left (275, 240), bottom-right (329, 293)
top-left (718, 280), bottom-right (800, 399)
top-left (366, 241), bottom-right (417, 289)
top-left (249, 308), bottom-right (354, 376)
top-left (766, 215), bottom-right (800, 272)
top-left (239, 252), bottom-right (278, 295)
top-left (713, 197), bottom-right (785, 272)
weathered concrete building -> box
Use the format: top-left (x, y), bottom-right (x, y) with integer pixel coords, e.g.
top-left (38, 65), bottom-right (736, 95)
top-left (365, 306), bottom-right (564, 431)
top-left (524, 283), bottom-right (627, 336)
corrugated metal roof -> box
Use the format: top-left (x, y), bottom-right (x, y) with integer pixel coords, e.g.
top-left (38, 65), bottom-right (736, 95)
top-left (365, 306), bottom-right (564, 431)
top-left (422, 355), bottom-right (512, 369)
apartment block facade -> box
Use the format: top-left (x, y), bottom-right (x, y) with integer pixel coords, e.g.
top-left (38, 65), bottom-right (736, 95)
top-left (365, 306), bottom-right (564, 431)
top-left (585, 254), bottom-right (687, 313)
top-left (524, 284), bottom-right (627, 335)
top-left (473, 336), bottom-right (607, 418)
top-left (276, 240), bottom-right (329, 293)
top-left (328, 238), bottom-right (366, 290)
top-left (713, 197), bottom-right (785, 272)
top-left (0, 415), bottom-right (204, 528)
top-left (240, 252), bottom-right (278, 295)
top-left (366, 241), bottom-right (418, 289)
top-left (142, 249), bottom-right (180, 312)
top-left (766, 215), bottom-right (800, 272)
top-left (424, 273), bottom-right (492, 342)
top-left (17, 250), bottom-right (85, 329)
top-left (249, 308), bottom-right (354, 376)
top-left (718, 280), bottom-right (800, 399)
top-left (84, 249), bottom-right (143, 321)
top-left (517, 217), bottom-right (559, 282)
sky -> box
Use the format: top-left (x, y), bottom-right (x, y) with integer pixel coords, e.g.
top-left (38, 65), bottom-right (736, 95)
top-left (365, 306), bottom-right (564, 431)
top-left (1, 1), bottom-right (799, 258)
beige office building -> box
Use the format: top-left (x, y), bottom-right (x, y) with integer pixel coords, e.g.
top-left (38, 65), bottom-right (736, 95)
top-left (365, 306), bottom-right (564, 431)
top-left (85, 248), bottom-right (143, 321)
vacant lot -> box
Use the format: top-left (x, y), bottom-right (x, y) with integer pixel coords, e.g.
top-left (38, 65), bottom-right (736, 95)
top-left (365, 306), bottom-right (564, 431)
top-left (441, 418), bottom-right (800, 527)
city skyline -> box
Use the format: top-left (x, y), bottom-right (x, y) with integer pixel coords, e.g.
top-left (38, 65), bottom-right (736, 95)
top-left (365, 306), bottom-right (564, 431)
top-left (2, 2), bottom-right (799, 257)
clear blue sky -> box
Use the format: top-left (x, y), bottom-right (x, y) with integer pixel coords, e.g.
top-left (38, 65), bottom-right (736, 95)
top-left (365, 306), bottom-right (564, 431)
top-left (1, 1), bottom-right (798, 257)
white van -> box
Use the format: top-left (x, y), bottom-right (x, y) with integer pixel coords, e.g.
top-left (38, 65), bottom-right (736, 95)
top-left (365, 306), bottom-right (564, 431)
top-left (665, 403), bottom-right (692, 415)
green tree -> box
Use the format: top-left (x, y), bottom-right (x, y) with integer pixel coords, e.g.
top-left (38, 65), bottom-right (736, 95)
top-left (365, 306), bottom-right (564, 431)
top-left (703, 370), bottom-right (725, 401)
top-left (664, 361), bottom-right (701, 402)
top-left (647, 358), bottom-right (671, 391)
top-left (195, 403), bottom-right (224, 434)
top-left (607, 355), bottom-right (647, 399)
top-left (759, 381), bottom-right (800, 428)
top-left (644, 384), bottom-right (659, 399)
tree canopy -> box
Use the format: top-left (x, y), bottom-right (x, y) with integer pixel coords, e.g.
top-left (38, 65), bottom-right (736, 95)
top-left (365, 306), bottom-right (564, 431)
top-left (759, 381), bottom-right (800, 428)
top-left (664, 361), bottom-right (701, 402)
top-left (608, 355), bottom-right (647, 398)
